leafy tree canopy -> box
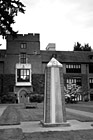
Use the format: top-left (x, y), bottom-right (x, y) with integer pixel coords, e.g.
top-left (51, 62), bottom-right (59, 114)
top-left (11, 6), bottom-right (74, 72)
top-left (0, 0), bottom-right (25, 38)
top-left (74, 42), bottom-right (92, 51)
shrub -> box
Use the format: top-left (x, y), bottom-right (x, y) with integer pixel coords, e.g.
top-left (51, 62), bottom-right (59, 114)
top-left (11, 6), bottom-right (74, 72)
top-left (1, 92), bottom-right (17, 103)
top-left (84, 97), bottom-right (89, 102)
top-left (64, 84), bottom-right (81, 103)
top-left (29, 94), bottom-right (44, 103)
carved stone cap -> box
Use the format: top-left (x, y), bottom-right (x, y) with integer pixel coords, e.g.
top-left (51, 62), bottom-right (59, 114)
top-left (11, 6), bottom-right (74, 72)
top-left (47, 57), bottom-right (63, 67)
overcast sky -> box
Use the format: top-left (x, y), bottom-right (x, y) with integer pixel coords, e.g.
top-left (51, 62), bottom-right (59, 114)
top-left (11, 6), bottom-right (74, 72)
top-left (0, 0), bottom-right (93, 51)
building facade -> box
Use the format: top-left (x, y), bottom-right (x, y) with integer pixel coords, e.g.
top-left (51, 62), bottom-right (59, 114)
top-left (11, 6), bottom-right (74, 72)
top-left (0, 33), bottom-right (93, 103)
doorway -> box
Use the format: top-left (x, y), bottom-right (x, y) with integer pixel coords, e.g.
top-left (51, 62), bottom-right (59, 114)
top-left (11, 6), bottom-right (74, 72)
top-left (19, 90), bottom-right (28, 103)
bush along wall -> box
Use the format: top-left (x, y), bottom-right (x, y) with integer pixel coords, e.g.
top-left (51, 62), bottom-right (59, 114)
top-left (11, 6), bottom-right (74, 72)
top-left (30, 74), bottom-right (45, 103)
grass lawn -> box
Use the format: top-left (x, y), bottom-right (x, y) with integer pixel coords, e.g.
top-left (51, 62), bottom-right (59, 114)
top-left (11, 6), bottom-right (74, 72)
top-left (0, 128), bottom-right (93, 140)
top-left (24, 130), bottom-right (93, 140)
top-left (66, 101), bottom-right (93, 113)
top-left (1, 102), bottom-right (93, 122)
top-left (14, 102), bottom-right (93, 122)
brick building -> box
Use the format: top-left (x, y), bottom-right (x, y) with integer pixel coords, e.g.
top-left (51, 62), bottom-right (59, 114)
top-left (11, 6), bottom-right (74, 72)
top-left (0, 33), bottom-right (93, 103)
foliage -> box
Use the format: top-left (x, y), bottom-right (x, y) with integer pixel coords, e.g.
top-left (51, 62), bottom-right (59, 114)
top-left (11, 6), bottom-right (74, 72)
top-left (32, 74), bottom-right (45, 95)
top-left (64, 83), bottom-right (81, 103)
top-left (0, 0), bottom-right (25, 38)
top-left (1, 92), bottom-right (17, 103)
top-left (74, 42), bottom-right (92, 51)
top-left (29, 94), bottom-right (44, 103)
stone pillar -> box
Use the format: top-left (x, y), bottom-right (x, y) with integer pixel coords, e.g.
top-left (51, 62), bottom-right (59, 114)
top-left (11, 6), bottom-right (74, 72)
top-left (42, 57), bottom-right (69, 126)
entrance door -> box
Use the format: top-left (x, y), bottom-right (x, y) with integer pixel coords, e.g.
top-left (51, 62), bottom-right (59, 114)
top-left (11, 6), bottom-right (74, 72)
top-left (19, 90), bottom-right (28, 103)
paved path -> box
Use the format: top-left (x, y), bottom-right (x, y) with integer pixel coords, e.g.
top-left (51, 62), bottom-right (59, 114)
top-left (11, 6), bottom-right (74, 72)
top-left (0, 106), bottom-right (7, 116)
top-left (21, 120), bottom-right (93, 133)
top-left (66, 108), bottom-right (93, 118)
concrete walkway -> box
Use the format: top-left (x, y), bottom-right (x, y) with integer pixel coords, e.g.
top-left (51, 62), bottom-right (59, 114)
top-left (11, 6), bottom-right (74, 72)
top-left (66, 108), bottom-right (93, 118)
top-left (21, 120), bottom-right (93, 133)
top-left (0, 106), bottom-right (6, 116)
top-left (0, 106), bottom-right (93, 132)
top-left (0, 119), bottom-right (93, 133)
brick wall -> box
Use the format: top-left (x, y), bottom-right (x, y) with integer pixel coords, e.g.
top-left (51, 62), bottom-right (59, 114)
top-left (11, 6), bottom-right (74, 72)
top-left (6, 34), bottom-right (40, 55)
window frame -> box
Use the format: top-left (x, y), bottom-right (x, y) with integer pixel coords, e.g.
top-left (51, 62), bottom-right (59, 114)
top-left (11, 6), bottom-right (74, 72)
top-left (17, 69), bottom-right (30, 82)
top-left (66, 64), bottom-right (81, 73)
top-left (89, 78), bottom-right (93, 88)
top-left (66, 78), bottom-right (82, 86)
top-left (20, 53), bottom-right (26, 64)
top-left (20, 43), bottom-right (27, 49)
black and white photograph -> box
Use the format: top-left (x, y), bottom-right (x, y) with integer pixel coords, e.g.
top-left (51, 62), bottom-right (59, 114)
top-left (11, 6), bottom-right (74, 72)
top-left (0, 0), bottom-right (93, 139)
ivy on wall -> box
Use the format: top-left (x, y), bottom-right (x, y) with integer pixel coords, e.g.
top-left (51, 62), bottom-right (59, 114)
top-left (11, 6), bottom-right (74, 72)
top-left (32, 74), bottom-right (45, 94)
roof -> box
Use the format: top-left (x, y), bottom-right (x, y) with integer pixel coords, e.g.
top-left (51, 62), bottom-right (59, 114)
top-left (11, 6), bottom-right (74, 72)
top-left (40, 50), bottom-right (93, 63)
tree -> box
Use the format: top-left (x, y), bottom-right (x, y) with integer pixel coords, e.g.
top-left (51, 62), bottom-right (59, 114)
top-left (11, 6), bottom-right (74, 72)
top-left (74, 42), bottom-right (92, 51)
top-left (0, 0), bottom-right (25, 38)
top-left (82, 43), bottom-right (91, 51)
top-left (74, 42), bottom-right (82, 51)
top-left (64, 84), bottom-right (81, 103)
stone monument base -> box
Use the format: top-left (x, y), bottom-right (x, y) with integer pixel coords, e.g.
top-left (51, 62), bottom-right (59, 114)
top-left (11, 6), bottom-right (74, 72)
top-left (40, 120), bottom-right (70, 127)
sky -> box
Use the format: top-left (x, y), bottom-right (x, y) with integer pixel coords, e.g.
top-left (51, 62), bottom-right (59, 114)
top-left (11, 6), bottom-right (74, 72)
top-left (0, 0), bottom-right (93, 51)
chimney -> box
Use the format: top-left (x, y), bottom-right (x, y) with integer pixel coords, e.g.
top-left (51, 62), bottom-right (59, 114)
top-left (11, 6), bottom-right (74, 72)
top-left (46, 43), bottom-right (56, 51)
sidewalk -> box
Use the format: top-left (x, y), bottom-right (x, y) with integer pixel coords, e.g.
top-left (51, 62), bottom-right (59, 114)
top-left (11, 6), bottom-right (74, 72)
top-left (21, 120), bottom-right (93, 133)
top-left (66, 108), bottom-right (93, 118)
top-left (0, 106), bottom-right (6, 116)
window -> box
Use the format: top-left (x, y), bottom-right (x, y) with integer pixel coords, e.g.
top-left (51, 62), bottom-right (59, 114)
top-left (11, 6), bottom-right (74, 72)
top-left (66, 78), bottom-right (82, 86)
top-left (89, 64), bottom-right (93, 73)
top-left (20, 43), bottom-right (27, 49)
top-left (20, 53), bottom-right (26, 64)
top-left (89, 78), bottom-right (93, 88)
top-left (66, 64), bottom-right (81, 73)
top-left (17, 69), bottom-right (30, 82)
